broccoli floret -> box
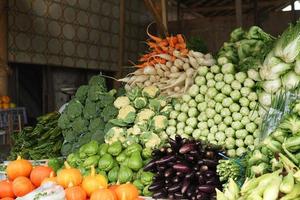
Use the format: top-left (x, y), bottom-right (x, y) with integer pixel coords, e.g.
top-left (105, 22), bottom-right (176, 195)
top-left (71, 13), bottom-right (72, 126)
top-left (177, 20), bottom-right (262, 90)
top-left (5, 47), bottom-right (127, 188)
top-left (152, 115), bottom-right (168, 132)
top-left (142, 86), bottom-right (159, 98)
top-left (67, 100), bottom-right (83, 119)
top-left (133, 97), bottom-right (148, 109)
top-left (104, 127), bottom-right (126, 144)
top-left (83, 100), bottom-right (98, 119)
top-left (135, 109), bottom-right (155, 123)
top-left (117, 105), bottom-right (136, 124)
top-left (97, 93), bottom-right (115, 108)
top-left (88, 85), bottom-right (105, 101)
top-left (75, 85), bottom-right (89, 103)
top-left (114, 96), bottom-right (130, 109)
top-left (58, 112), bottom-right (70, 129)
top-left (71, 117), bottom-right (89, 133)
top-left (91, 129), bottom-right (105, 143)
top-left (101, 105), bottom-right (118, 122)
top-left (89, 117), bottom-right (105, 132)
top-left (89, 75), bottom-right (107, 91)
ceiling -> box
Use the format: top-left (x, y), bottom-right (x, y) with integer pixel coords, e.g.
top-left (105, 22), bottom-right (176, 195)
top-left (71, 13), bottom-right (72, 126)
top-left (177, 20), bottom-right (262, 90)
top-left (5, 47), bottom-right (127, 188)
top-left (171, 0), bottom-right (292, 17)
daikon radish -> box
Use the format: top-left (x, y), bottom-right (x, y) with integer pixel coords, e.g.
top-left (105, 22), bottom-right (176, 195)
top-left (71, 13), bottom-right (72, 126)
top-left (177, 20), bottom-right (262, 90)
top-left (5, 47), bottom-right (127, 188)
top-left (186, 68), bottom-right (195, 78)
top-left (166, 61), bottom-right (172, 68)
top-left (191, 51), bottom-right (204, 58)
top-left (159, 63), bottom-right (169, 72)
top-left (149, 75), bottom-right (156, 82)
top-left (162, 73), bottom-right (186, 89)
top-left (171, 66), bottom-right (179, 73)
top-left (188, 56), bottom-right (198, 68)
top-left (174, 59), bottom-right (184, 68)
top-left (125, 84), bottom-right (131, 90)
top-left (204, 53), bottom-right (213, 59)
top-left (183, 63), bottom-right (191, 70)
top-left (168, 72), bottom-right (182, 79)
top-left (131, 75), bottom-right (148, 84)
top-left (164, 71), bottom-right (169, 77)
top-left (156, 68), bottom-right (164, 76)
top-left (184, 77), bottom-right (194, 93)
top-left (151, 54), bottom-right (173, 61)
top-left (144, 80), bottom-right (152, 86)
top-left (201, 59), bottom-right (216, 66)
top-left (143, 66), bottom-right (156, 75)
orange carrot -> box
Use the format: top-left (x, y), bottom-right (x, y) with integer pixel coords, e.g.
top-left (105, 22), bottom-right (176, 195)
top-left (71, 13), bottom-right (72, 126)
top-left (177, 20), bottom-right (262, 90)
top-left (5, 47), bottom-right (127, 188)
top-left (147, 24), bottom-right (162, 43)
top-left (177, 34), bottom-right (185, 43)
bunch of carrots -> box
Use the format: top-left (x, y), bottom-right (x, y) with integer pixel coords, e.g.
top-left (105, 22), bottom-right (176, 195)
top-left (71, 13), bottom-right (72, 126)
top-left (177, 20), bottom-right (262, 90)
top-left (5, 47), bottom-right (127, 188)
top-left (119, 28), bottom-right (215, 97)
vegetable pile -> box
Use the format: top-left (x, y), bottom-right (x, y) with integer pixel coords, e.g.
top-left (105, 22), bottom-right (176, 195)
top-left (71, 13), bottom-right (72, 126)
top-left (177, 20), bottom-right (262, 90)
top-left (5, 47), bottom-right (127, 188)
top-left (166, 63), bottom-right (261, 157)
top-left (8, 112), bottom-right (62, 160)
top-left (144, 136), bottom-right (223, 200)
top-left (58, 75), bottom-right (123, 156)
top-left (66, 140), bottom-right (153, 196)
top-left (259, 20), bottom-right (300, 110)
top-left (119, 30), bottom-right (215, 97)
top-left (105, 86), bottom-right (171, 150)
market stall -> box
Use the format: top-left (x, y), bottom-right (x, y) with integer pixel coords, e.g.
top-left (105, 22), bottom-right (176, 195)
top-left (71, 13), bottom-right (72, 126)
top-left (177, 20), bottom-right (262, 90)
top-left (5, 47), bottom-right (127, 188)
top-left (2, 0), bottom-right (300, 199)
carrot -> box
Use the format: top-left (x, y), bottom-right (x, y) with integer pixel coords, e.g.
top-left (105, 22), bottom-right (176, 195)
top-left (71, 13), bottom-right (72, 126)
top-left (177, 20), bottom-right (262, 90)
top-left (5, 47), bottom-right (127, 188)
top-left (177, 34), bottom-right (185, 44)
top-left (180, 49), bottom-right (189, 56)
top-left (146, 23), bottom-right (162, 43)
top-left (159, 39), bottom-right (168, 47)
top-left (175, 43), bottom-right (186, 49)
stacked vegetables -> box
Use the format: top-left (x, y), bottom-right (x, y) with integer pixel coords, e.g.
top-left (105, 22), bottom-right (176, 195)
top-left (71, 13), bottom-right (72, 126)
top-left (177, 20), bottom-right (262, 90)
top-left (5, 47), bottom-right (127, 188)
top-left (105, 86), bottom-right (171, 150)
top-left (8, 112), bottom-right (62, 160)
top-left (144, 136), bottom-right (223, 199)
top-left (259, 20), bottom-right (300, 109)
top-left (58, 75), bottom-right (122, 156)
top-left (119, 31), bottom-right (215, 97)
top-left (166, 63), bottom-right (261, 157)
top-left (66, 140), bottom-right (153, 196)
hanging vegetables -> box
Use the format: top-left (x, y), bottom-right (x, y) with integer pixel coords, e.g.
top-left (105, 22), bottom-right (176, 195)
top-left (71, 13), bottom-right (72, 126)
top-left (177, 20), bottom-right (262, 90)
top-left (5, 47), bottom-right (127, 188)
top-left (118, 27), bottom-right (215, 97)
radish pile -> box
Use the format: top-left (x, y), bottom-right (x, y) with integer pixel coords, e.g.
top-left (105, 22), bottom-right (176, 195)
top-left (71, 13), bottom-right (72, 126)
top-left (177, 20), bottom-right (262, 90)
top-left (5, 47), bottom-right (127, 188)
top-left (119, 30), bottom-right (215, 97)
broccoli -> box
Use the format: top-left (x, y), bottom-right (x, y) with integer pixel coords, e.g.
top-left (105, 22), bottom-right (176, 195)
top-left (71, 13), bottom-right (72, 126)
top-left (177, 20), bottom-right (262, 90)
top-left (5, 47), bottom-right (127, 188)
top-left (142, 86), bottom-right (159, 98)
top-left (135, 109), bottom-right (155, 123)
top-left (114, 96), bottom-right (130, 109)
top-left (105, 127), bottom-right (126, 144)
top-left (75, 85), bottom-right (89, 103)
top-left (133, 97), bottom-right (148, 109)
top-left (88, 85), bottom-right (104, 101)
top-left (97, 93), bottom-right (115, 108)
top-left (71, 117), bottom-right (89, 134)
top-left (91, 129), bottom-right (105, 143)
top-left (67, 100), bottom-right (83, 119)
top-left (101, 105), bottom-right (118, 122)
top-left (83, 100), bottom-right (98, 119)
top-left (58, 113), bottom-right (70, 129)
top-left (117, 105), bottom-right (136, 124)
top-left (89, 118), bottom-right (105, 132)
top-left (89, 75), bottom-right (107, 91)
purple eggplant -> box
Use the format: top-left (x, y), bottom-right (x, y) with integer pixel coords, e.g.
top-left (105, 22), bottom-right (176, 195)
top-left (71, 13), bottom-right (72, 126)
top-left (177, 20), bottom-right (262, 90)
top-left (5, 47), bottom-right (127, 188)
top-left (143, 159), bottom-right (157, 171)
top-left (203, 159), bottom-right (218, 167)
top-left (173, 163), bottom-right (191, 173)
top-left (172, 176), bottom-right (181, 183)
top-left (149, 182), bottom-right (164, 192)
top-left (174, 192), bottom-right (184, 199)
top-left (204, 170), bottom-right (215, 178)
top-left (200, 165), bottom-right (209, 172)
top-left (206, 177), bottom-right (219, 185)
top-left (198, 185), bottom-right (216, 193)
top-left (181, 177), bottom-right (190, 194)
top-left (156, 155), bottom-right (175, 165)
top-left (198, 175), bottom-right (205, 185)
top-left (153, 191), bottom-right (166, 199)
top-left (176, 171), bottom-right (184, 177)
top-left (179, 143), bottom-right (196, 154)
top-left (187, 186), bottom-right (196, 197)
top-left (164, 167), bottom-right (174, 178)
top-left (168, 184), bottom-right (181, 193)
top-left (156, 165), bottom-right (166, 172)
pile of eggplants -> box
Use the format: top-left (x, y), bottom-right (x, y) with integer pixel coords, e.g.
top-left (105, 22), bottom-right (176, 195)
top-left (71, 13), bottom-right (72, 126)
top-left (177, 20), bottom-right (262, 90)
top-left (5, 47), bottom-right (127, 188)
top-left (144, 136), bottom-right (223, 200)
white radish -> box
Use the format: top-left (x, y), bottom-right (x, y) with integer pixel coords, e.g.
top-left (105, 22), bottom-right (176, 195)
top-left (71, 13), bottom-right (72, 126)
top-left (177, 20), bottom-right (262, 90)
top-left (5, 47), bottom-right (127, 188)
top-left (150, 75), bottom-right (156, 82)
top-left (160, 77), bottom-right (168, 82)
top-left (188, 50), bottom-right (194, 57)
top-left (155, 75), bottom-right (160, 81)
top-left (168, 72), bottom-right (182, 79)
top-left (144, 80), bottom-right (152, 86)
top-left (174, 86), bottom-right (181, 92)
top-left (156, 68), bottom-right (164, 77)
top-left (186, 68), bottom-right (195, 78)
top-left (164, 71), bottom-right (169, 77)
top-left (131, 75), bottom-right (148, 84)
top-left (188, 56), bottom-right (198, 68)
top-left (192, 51), bottom-right (204, 58)
top-left (159, 63), bottom-right (169, 72)
top-left (202, 59), bottom-right (216, 66)
top-left (125, 84), bottom-right (131, 91)
top-left (173, 50), bottom-right (181, 57)
top-left (184, 78), bottom-right (194, 93)
top-left (151, 54), bottom-right (172, 61)
top-left (118, 77), bottom-right (131, 83)
top-left (166, 61), bottom-right (172, 68)
top-left (143, 66), bottom-right (156, 75)
top-left (174, 59), bottom-right (184, 68)
top-left (171, 66), bottom-right (179, 73)
top-left (162, 73), bottom-right (187, 89)
top-left (204, 53), bottom-right (213, 59)
top-left (196, 57), bottom-right (204, 65)
top-left (183, 63), bottom-right (191, 70)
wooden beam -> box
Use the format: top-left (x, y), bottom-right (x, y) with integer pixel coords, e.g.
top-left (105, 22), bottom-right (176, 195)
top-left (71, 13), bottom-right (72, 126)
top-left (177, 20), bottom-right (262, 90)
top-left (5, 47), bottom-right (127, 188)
top-left (115, 0), bottom-right (125, 88)
top-left (144, 0), bottom-right (168, 36)
top-left (235, 0), bottom-right (242, 27)
top-left (161, 0), bottom-right (168, 31)
top-left (291, 0), bottom-right (296, 23)
top-left (253, 0), bottom-right (259, 25)
top-left (190, 0), bottom-right (287, 12)
top-left (0, 0), bottom-right (8, 96)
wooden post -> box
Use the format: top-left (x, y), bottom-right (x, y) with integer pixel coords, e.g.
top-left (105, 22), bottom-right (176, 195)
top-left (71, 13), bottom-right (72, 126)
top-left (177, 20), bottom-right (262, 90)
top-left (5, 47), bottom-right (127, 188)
top-left (253, 0), bottom-right (259, 25)
top-left (0, 0), bottom-right (8, 96)
top-left (161, 0), bottom-right (168, 31)
top-left (115, 0), bottom-right (125, 88)
top-left (235, 0), bottom-right (243, 27)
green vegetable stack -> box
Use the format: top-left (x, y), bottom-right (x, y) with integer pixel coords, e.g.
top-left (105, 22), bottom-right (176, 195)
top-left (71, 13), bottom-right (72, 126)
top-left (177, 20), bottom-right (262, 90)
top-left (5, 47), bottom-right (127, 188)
top-left (8, 112), bottom-right (63, 160)
top-left (58, 75), bottom-right (122, 156)
top-left (166, 63), bottom-right (261, 157)
top-left (66, 140), bottom-right (153, 196)
top-left (105, 85), bottom-right (171, 150)
top-left (259, 20), bottom-right (300, 110)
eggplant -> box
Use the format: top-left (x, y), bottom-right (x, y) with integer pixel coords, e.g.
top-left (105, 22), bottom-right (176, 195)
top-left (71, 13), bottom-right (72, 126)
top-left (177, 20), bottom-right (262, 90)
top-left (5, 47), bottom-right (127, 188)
top-left (168, 184), bottom-right (181, 193)
top-left (143, 159), bottom-right (157, 171)
top-left (200, 165), bottom-right (209, 172)
top-left (203, 159), bottom-right (218, 167)
top-left (181, 177), bottom-right (190, 194)
top-left (152, 191), bottom-right (166, 199)
top-left (196, 192), bottom-right (209, 200)
top-left (149, 181), bottom-right (164, 192)
top-left (164, 167), bottom-right (174, 178)
top-left (173, 163), bottom-right (191, 173)
top-left (187, 186), bottom-right (195, 197)
top-left (206, 177), bottom-right (219, 185)
top-left (204, 170), bottom-right (215, 178)
top-left (205, 151), bottom-right (215, 159)
top-left (156, 165), bottom-right (166, 172)
top-left (176, 171), bottom-right (183, 177)
top-left (175, 135), bottom-right (182, 144)
top-left (185, 172), bottom-right (194, 179)
top-left (179, 143), bottom-right (196, 154)
top-left (174, 192), bottom-right (184, 199)
top-left (168, 194), bottom-right (175, 199)
top-left (172, 176), bottom-right (181, 183)
top-left (198, 185), bottom-right (216, 193)
top-left (156, 155), bottom-right (175, 165)
top-left (198, 175), bottom-right (205, 185)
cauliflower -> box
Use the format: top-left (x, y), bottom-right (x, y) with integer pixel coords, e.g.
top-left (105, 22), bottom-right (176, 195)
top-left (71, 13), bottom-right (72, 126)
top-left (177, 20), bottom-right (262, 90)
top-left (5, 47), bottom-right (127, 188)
top-left (127, 125), bottom-right (141, 135)
top-left (114, 96), bottom-right (130, 109)
top-left (142, 86), bottom-right (159, 98)
top-left (135, 109), bottom-right (155, 122)
top-left (142, 132), bottom-right (161, 149)
top-left (133, 97), bottom-right (148, 109)
top-left (117, 105), bottom-right (136, 123)
top-left (152, 115), bottom-right (168, 132)
top-left (104, 127), bottom-right (126, 144)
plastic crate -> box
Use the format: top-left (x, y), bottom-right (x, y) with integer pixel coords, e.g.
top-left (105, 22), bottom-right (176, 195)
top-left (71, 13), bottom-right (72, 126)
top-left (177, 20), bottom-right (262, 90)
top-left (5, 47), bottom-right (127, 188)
top-left (0, 107), bottom-right (27, 129)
